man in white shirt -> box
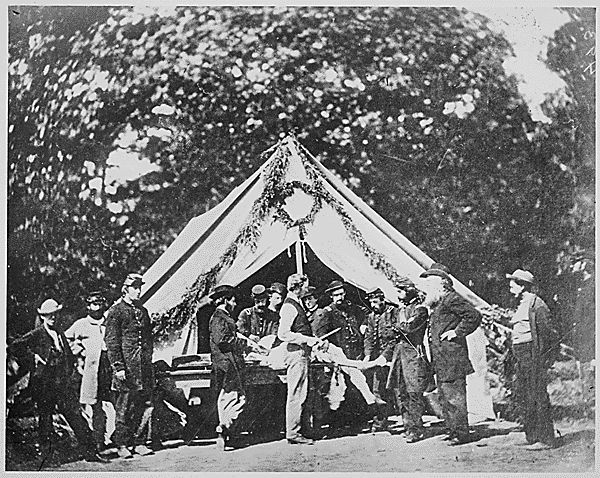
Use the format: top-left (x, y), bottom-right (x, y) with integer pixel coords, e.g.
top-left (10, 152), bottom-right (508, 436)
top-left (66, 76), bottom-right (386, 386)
top-left (277, 273), bottom-right (321, 445)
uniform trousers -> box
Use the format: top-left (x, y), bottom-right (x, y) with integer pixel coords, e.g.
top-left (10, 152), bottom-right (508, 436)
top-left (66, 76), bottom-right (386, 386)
top-left (112, 389), bottom-right (152, 447)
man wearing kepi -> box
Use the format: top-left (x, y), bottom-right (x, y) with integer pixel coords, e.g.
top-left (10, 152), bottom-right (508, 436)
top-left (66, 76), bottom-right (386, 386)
top-left (236, 284), bottom-right (280, 343)
top-left (65, 291), bottom-right (113, 451)
top-left (390, 278), bottom-right (431, 443)
top-left (420, 263), bottom-right (481, 445)
top-left (363, 287), bottom-right (398, 432)
top-left (313, 280), bottom-right (366, 361)
top-left (277, 273), bottom-right (321, 445)
top-left (105, 273), bottom-right (155, 459)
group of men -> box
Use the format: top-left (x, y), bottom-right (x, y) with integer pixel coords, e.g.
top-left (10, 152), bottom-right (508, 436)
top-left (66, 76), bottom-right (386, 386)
top-left (208, 262), bottom-right (482, 449)
top-left (9, 273), bottom-right (156, 463)
top-left (9, 261), bottom-right (483, 462)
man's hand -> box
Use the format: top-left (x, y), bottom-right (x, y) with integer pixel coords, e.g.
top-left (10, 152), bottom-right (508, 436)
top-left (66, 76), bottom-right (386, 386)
top-left (115, 370), bottom-right (126, 381)
top-left (440, 330), bottom-right (457, 341)
top-left (306, 337), bottom-right (320, 348)
top-left (315, 340), bottom-right (329, 353)
top-left (360, 324), bottom-right (367, 335)
top-left (373, 355), bottom-right (388, 367)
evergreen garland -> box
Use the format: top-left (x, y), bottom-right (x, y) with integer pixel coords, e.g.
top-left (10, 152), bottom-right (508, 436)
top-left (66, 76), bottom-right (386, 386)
top-left (152, 137), bottom-right (408, 339)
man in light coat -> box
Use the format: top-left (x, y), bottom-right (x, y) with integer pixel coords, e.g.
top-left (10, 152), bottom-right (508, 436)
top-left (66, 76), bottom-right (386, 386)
top-left (65, 291), bottom-right (113, 450)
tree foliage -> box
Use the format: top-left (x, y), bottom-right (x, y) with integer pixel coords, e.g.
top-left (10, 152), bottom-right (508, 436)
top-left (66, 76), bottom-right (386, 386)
top-left (8, 7), bottom-right (593, 352)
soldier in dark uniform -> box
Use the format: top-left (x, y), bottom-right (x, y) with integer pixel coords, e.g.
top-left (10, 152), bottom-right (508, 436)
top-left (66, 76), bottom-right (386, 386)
top-left (236, 284), bottom-right (280, 343)
top-left (9, 298), bottom-right (107, 463)
top-left (209, 284), bottom-right (255, 451)
top-left (105, 273), bottom-right (155, 459)
top-left (364, 288), bottom-right (400, 431)
top-left (312, 281), bottom-right (365, 360)
top-left (389, 279), bottom-right (431, 443)
top-left (420, 263), bottom-right (481, 445)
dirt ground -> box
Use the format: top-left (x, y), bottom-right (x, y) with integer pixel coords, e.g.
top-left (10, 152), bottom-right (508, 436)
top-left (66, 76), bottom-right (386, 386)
top-left (52, 415), bottom-right (595, 473)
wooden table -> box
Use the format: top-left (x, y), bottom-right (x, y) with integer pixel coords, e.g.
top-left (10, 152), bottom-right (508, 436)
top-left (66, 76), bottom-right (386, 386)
top-left (161, 358), bottom-right (334, 439)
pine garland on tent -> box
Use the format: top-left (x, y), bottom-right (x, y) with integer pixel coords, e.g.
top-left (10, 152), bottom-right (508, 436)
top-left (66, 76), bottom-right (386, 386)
top-left (152, 137), bottom-right (409, 338)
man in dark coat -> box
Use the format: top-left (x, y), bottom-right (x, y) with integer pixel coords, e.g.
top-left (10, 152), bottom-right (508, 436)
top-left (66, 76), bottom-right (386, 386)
top-left (9, 298), bottom-right (107, 463)
top-left (209, 284), bottom-right (260, 450)
top-left (105, 273), bottom-right (155, 459)
top-left (506, 269), bottom-right (557, 450)
top-left (236, 284), bottom-right (280, 342)
top-left (364, 288), bottom-right (400, 431)
top-left (420, 263), bottom-right (481, 445)
top-left (312, 281), bottom-right (366, 360)
top-left (389, 279), bottom-right (431, 443)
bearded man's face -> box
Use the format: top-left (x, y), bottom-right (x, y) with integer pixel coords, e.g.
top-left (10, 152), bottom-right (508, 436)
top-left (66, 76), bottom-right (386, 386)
top-left (422, 277), bottom-right (446, 307)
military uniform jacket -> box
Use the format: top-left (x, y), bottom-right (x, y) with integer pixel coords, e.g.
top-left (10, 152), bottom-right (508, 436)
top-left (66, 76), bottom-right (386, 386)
top-left (209, 307), bottom-right (246, 393)
top-left (236, 307), bottom-right (280, 339)
top-left (364, 304), bottom-right (401, 362)
top-left (312, 301), bottom-right (365, 360)
top-left (9, 326), bottom-right (77, 396)
top-left (429, 291), bottom-right (481, 382)
top-left (390, 302), bottom-right (431, 393)
top-left (105, 299), bottom-right (154, 392)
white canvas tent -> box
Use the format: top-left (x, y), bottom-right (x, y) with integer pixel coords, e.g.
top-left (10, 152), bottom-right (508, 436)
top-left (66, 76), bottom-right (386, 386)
top-left (141, 136), bottom-right (495, 423)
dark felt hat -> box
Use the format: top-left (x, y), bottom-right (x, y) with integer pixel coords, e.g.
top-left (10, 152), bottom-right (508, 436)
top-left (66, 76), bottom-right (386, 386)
top-left (208, 284), bottom-right (236, 300)
top-left (419, 263), bottom-right (453, 285)
top-left (325, 280), bottom-right (345, 294)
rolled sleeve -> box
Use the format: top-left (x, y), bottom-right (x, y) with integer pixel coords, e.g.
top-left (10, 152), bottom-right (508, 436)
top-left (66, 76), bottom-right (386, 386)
top-left (277, 303), bottom-right (307, 345)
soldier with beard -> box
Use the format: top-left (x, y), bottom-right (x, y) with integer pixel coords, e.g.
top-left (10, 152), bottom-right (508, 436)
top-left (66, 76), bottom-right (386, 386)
top-left (65, 291), bottom-right (113, 451)
top-left (237, 284), bottom-right (280, 343)
top-left (209, 284), bottom-right (262, 450)
top-left (420, 263), bottom-right (481, 445)
top-left (389, 279), bottom-right (431, 443)
top-left (363, 288), bottom-right (399, 432)
top-left (312, 281), bottom-right (366, 361)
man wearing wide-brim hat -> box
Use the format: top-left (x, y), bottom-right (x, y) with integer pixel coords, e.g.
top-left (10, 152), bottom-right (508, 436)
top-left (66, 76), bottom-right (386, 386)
top-left (34, 298), bottom-right (63, 329)
top-left (505, 269), bottom-right (558, 450)
top-left (9, 298), bottom-right (106, 462)
top-left (105, 273), bottom-right (155, 458)
top-left (208, 284), bottom-right (258, 450)
top-left (419, 263), bottom-right (481, 445)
